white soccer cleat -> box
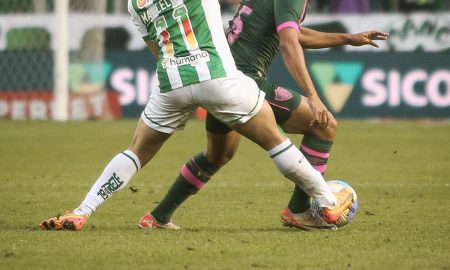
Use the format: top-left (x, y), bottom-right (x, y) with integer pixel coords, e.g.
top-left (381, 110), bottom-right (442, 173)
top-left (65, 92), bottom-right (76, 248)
top-left (138, 213), bottom-right (180, 230)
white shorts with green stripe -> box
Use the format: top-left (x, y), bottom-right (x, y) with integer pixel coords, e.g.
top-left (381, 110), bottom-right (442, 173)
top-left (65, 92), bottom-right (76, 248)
top-left (141, 71), bottom-right (265, 134)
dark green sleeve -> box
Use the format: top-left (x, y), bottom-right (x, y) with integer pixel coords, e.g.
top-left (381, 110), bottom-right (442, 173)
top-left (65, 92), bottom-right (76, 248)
top-left (274, 0), bottom-right (305, 32)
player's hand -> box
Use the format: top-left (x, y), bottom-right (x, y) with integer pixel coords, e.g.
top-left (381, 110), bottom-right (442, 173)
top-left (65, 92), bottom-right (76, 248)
top-left (307, 95), bottom-right (333, 129)
top-left (349, 30), bottom-right (389, 48)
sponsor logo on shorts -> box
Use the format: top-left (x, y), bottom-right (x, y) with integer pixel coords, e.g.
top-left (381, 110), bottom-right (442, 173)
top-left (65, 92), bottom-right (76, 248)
top-left (274, 87), bottom-right (293, 102)
top-left (161, 51), bottom-right (210, 69)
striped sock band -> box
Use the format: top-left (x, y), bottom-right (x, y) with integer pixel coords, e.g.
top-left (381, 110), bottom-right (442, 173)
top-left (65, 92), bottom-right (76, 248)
top-left (151, 153), bottom-right (219, 223)
top-left (300, 136), bottom-right (333, 174)
top-left (121, 149), bottom-right (141, 172)
top-left (268, 138), bottom-right (294, 158)
top-left (181, 153), bottom-right (218, 189)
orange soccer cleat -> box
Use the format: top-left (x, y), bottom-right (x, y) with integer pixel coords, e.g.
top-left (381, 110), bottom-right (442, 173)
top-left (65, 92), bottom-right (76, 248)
top-left (39, 211), bottom-right (88, 231)
top-left (281, 208), bottom-right (337, 231)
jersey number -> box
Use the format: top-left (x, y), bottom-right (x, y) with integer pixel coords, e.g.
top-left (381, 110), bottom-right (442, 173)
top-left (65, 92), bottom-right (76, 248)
top-left (154, 5), bottom-right (198, 58)
top-left (226, 5), bottom-right (253, 45)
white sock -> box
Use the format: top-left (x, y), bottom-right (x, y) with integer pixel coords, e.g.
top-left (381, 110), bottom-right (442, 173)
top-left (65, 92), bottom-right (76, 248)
top-left (268, 139), bottom-right (336, 208)
top-left (74, 150), bottom-right (141, 216)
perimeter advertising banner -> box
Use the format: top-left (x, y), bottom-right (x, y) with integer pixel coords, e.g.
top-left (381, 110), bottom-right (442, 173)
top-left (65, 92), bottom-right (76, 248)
top-left (0, 51), bottom-right (449, 119)
top-left (107, 51), bottom-right (450, 119)
top-left (269, 52), bottom-right (450, 118)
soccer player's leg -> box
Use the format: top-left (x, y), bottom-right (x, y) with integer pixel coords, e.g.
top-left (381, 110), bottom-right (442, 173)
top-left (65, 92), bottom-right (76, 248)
top-left (40, 119), bottom-right (171, 231)
top-left (260, 80), bottom-right (347, 229)
top-left (146, 151), bottom-right (220, 227)
top-left (204, 119), bottom-right (241, 168)
top-left (145, 115), bottom-right (241, 228)
top-left (207, 74), bottom-right (338, 213)
top-left (40, 87), bottom-right (188, 231)
top-left (278, 93), bottom-right (338, 214)
top-left (230, 99), bottom-right (337, 212)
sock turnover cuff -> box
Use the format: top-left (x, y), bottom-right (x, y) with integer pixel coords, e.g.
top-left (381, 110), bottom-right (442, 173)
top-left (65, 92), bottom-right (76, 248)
top-left (192, 152), bottom-right (219, 175)
top-left (301, 136), bottom-right (333, 153)
top-left (268, 139), bottom-right (293, 158)
top-left (122, 150), bottom-right (141, 172)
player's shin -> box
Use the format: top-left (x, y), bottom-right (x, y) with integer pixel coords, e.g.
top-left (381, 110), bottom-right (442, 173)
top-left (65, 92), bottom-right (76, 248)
top-left (269, 139), bottom-right (336, 209)
top-left (288, 136), bottom-right (334, 213)
top-left (150, 152), bottom-right (219, 224)
top-left (73, 150), bottom-right (141, 216)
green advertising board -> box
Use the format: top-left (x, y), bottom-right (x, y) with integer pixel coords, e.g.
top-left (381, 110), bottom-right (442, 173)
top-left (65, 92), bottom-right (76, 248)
top-left (269, 52), bottom-right (450, 118)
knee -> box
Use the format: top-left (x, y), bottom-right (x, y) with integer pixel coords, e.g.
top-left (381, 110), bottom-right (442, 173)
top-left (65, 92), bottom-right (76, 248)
top-left (205, 149), bottom-right (236, 168)
top-left (326, 118), bottom-right (338, 140)
top-left (312, 117), bottom-right (338, 141)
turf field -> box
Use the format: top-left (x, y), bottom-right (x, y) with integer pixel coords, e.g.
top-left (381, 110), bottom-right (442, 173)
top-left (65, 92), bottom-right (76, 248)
top-left (0, 119), bottom-right (449, 270)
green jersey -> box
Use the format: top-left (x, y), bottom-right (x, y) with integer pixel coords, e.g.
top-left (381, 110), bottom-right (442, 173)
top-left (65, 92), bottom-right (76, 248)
top-left (226, 0), bottom-right (307, 79)
top-left (128, 0), bottom-right (237, 92)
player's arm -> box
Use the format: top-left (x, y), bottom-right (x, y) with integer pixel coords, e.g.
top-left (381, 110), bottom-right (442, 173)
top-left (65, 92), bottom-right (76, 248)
top-left (145, 39), bottom-right (160, 59)
top-left (129, 8), bottom-right (159, 58)
top-left (299, 27), bottom-right (389, 49)
top-left (279, 27), bottom-right (332, 127)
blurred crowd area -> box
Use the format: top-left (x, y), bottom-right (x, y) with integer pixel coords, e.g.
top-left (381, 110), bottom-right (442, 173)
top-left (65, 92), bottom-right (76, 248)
top-left (1, 0), bottom-right (449, 14)
top-left (220, 0), bottom-right (450, 14)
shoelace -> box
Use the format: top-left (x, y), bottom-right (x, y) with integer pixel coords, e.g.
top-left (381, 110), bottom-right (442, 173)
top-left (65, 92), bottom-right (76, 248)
top-left (307, 209), bottom-right (331, 227)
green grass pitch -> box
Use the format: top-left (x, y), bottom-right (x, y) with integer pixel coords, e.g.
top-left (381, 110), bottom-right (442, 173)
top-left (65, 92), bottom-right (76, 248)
top-left (0, 119), bottom-right (449, 270)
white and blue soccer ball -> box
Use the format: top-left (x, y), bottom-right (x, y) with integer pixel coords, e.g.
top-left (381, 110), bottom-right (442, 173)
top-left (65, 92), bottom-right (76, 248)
top-left (311, 180), bottom-right (358, 227)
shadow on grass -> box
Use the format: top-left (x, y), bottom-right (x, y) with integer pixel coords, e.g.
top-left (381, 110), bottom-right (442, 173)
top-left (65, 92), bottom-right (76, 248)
top-left (11, 223), bottom-right (331, 234)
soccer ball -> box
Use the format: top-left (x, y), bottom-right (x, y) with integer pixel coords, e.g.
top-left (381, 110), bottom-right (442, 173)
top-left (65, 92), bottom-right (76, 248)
top-left (311, 180), bottom-right (358, 227)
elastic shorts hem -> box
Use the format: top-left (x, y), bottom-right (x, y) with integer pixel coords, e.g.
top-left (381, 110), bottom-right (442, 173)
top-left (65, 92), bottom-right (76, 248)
top-left (140, 111), bottom-right (183, 134)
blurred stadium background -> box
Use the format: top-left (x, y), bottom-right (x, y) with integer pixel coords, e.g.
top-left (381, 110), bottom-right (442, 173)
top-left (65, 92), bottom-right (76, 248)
top-left (0, 0), bottom-right (449, 120)
top-left (1, 2), bottom-right (449, 269)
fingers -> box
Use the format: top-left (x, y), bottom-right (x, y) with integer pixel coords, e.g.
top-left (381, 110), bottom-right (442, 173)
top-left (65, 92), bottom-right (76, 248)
top-left (368, 30), bottom-right (389, 40)
top-left (322, 110), bottom-right (332, 128)
top-left (309, 111), bottom-right (321, 128)
top-left (369, 40), bottom-right (379, 48)
top-left (320, 110), bottom-right (327, 128)
top-left (364, 30), bottom-right (389, 48)
top-left (307, 97), bottom-right (332, 129)
top-left (325, 111), bottom-right (332, 128)
top-left (310, 110), bottom-right (331, 128)
top-left (309, 113), bottom-right (320, 128)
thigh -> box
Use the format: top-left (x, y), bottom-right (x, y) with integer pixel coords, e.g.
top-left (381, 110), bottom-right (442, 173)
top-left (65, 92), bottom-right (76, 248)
top-left (257, 79), bottom-right (301, 125)
top-left (232, 101), bottom-right (286, 151)
top-left (141, 86), bottom-right (195, 134)
top-left (280, 95), bottom-right (337, 140)
top-left (205, 112), bottom-right (232, 134)
top-left (279, 94), bottom-right (315, 135)
top-left (259, 79), bottom-right (336, 139)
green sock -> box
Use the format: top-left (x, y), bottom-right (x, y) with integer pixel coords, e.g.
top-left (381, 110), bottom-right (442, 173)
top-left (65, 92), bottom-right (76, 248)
top-left (288, 136), bottom-right (333, 214)
top-left (151, 153), bottom-right (218, 224)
